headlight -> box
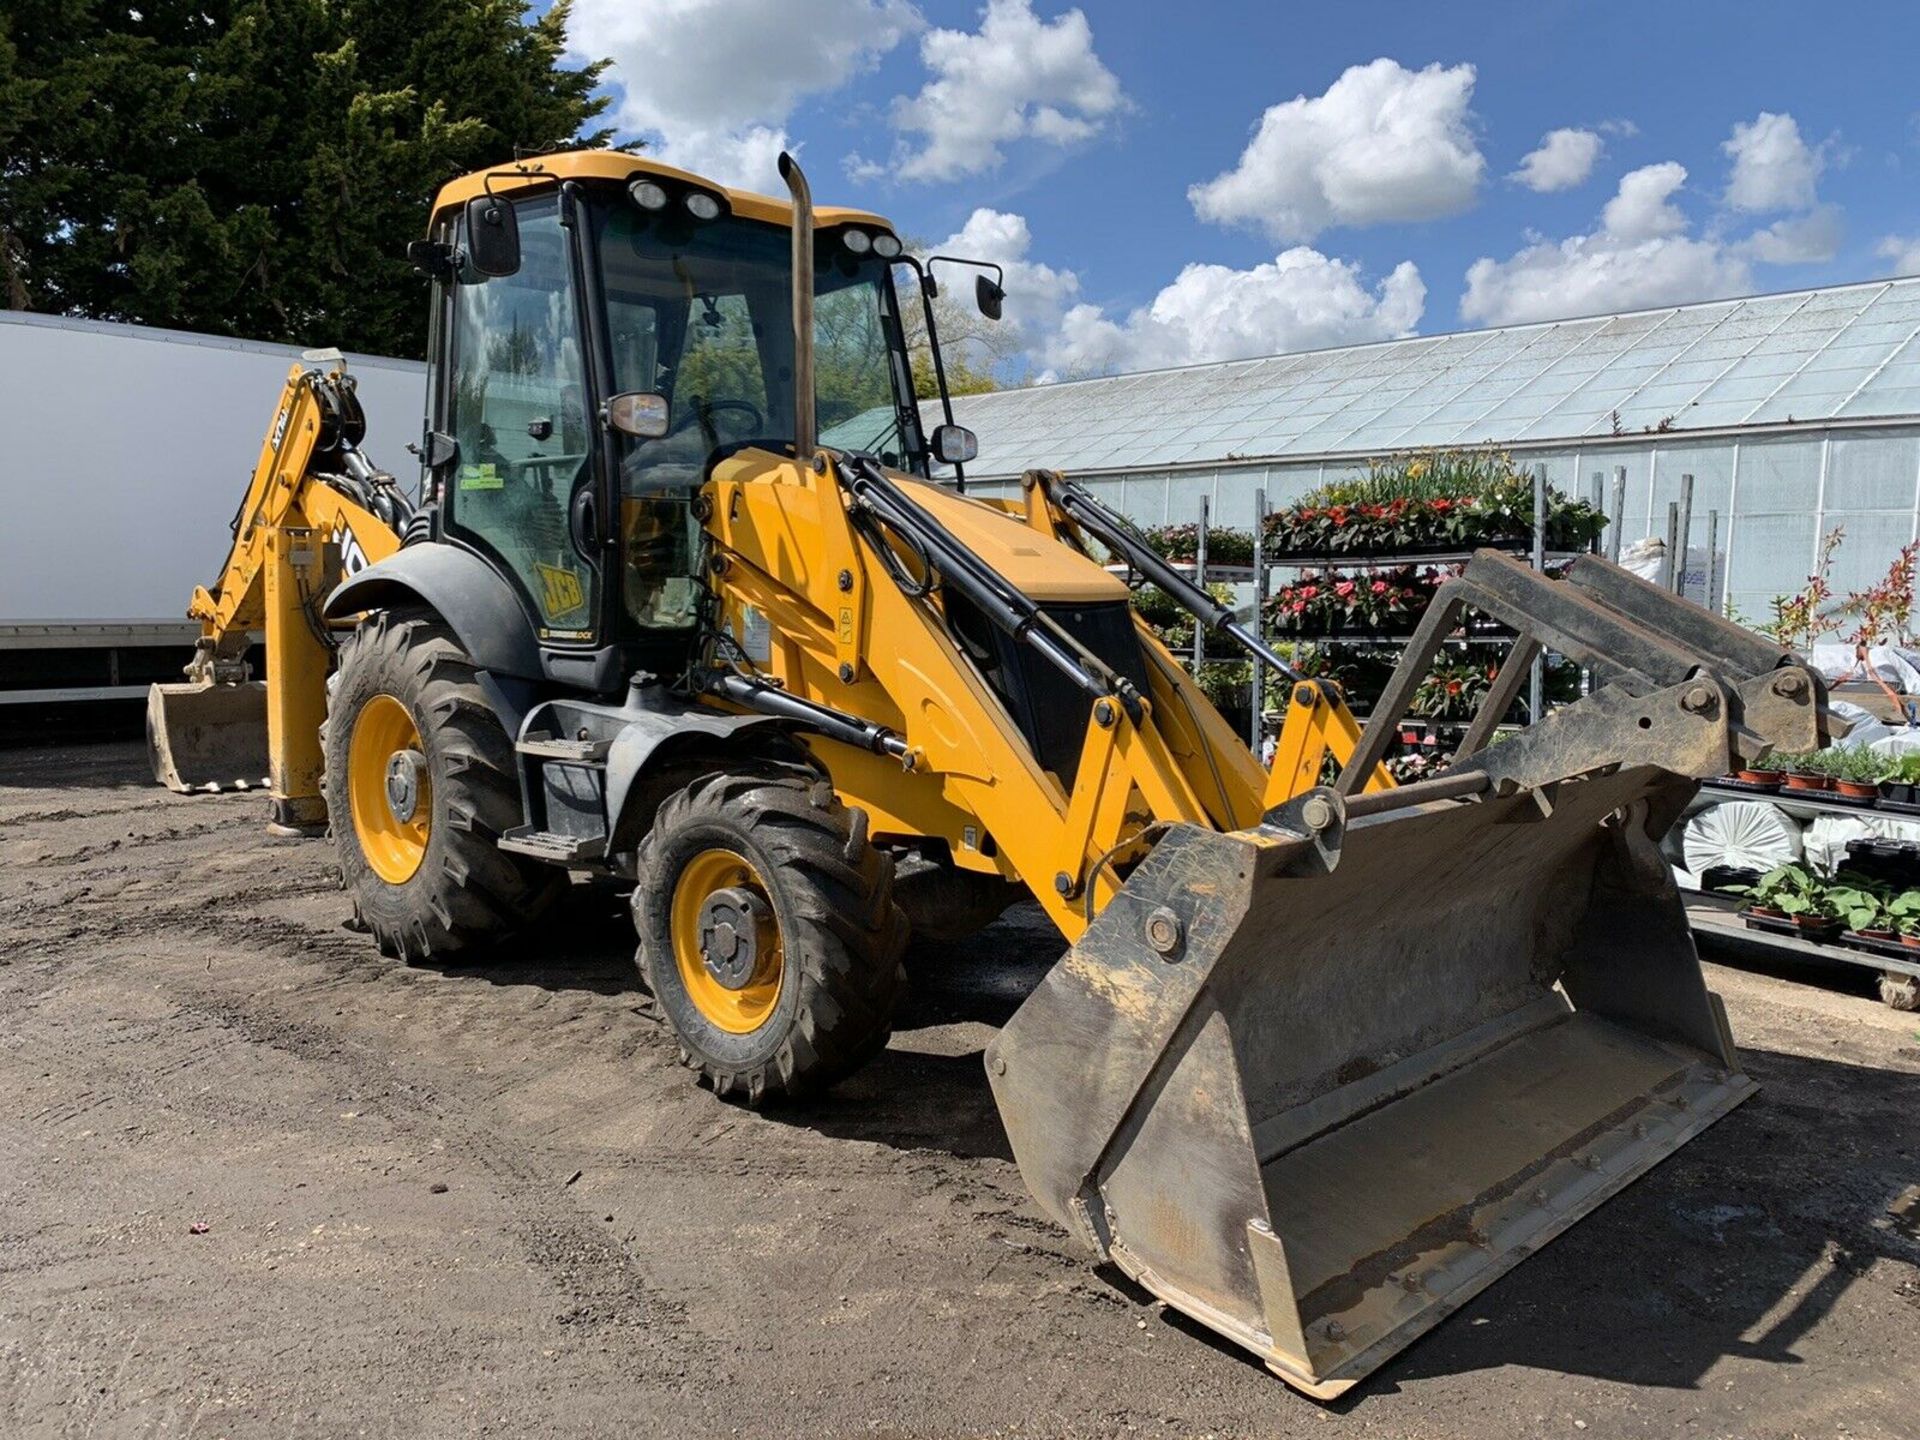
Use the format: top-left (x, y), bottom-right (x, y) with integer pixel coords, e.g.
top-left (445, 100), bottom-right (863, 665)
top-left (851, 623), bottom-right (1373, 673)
top-left (629, 179), bottom-right (669, 211)
top-left (872, 233), bottom-right (902, 259)
top-left (841, 227), bottom-right (872, 255)
top-left (685, 192), bottom-right (722, 221)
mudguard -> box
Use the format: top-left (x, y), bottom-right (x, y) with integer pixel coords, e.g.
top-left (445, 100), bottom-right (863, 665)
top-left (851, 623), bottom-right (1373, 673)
top-left (323, 543), bottom-right (543, 681)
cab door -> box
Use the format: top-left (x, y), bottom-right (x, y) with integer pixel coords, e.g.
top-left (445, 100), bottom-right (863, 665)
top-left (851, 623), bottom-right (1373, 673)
top-left (438, 191), bottom-right (602, 646)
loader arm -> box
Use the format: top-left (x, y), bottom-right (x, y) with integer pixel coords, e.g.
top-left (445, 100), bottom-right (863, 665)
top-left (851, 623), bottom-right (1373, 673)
top-left (148, 357), bottom-right (409, 826)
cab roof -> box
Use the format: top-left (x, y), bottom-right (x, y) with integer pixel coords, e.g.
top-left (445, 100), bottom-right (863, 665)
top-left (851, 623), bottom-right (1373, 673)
top-left (429, 150), bottom-right (897, 234)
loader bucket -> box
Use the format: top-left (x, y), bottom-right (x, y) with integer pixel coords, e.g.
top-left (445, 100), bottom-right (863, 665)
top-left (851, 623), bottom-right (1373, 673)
top-left (987, 768), bottom-right (1754, 1396)
top-left (146, 680), bottom-right (269, 793)
top-left (988, 552), bottom-right (1831, 1397)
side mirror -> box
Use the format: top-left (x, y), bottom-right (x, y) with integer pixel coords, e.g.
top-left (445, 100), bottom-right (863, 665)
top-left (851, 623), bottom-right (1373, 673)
top-left (464, 194), bottom-right (521, 278)
top-left (932, 424), bottom-right (978, 465)
top-left (975, 274), bottom-right (1005, 321)
top-left (607, 392), bottom-right (671, 439)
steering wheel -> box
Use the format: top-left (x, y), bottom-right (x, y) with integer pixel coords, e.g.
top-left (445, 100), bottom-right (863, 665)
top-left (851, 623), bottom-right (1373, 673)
top-left (671, 397), bottom-right (765, 449)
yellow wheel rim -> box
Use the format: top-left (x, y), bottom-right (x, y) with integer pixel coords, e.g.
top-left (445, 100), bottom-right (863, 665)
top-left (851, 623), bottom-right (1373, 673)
top-left (347, 693), bottom-right (431, 885)
top-left (671, 847), bottom-right (783, 1034)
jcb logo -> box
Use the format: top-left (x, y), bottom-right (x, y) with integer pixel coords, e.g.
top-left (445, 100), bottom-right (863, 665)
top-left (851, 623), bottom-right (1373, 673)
top-left (536, 562), bottom-right (587, 621)
top-left (334, 524), bottom-right (370, 577)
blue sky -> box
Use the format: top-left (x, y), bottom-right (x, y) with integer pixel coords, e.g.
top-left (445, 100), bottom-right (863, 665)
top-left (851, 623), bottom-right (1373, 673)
top-left (556, 0), bottom-right (1920, 378)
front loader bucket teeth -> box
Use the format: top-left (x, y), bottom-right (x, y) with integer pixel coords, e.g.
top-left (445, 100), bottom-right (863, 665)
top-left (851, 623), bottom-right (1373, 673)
top-left (987, 549), bottom-right (1830, 1397)
top-left (146, 681), bottom-right (269, 793)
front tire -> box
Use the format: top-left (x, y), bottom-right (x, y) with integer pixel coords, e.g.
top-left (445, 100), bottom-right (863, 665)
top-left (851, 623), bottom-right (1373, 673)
top-left (633, 771), bottom-right (907, 1103)
top-left (323, 609), bottom-right (560, 959)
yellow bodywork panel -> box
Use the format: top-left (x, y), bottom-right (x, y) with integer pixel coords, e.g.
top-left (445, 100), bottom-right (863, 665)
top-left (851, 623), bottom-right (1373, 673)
top-left (429, 149), bottom-right (896, 235)
top-left (699, 451), bottom-right (1378, 938)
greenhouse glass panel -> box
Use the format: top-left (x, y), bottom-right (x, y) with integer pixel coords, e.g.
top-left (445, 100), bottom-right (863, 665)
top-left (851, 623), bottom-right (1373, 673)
top-left (1825, 432), bottom-right (1920, 512)
top-left (1733, 438), bottom-right (1826, 515)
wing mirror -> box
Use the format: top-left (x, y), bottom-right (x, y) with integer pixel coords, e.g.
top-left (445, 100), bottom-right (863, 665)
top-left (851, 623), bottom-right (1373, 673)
top-left (932, 424), bottom-right (978, 465)
top-left (464, 194), bottom-right (521, 278)
top-left (606, 392), bottom-right (671, 439)
top-left (975, 274), bottom-right (1005, 321)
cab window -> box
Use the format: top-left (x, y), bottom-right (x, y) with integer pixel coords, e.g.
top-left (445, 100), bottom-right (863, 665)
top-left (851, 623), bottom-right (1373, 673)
top-left (445, 194), bottom-right (597, 638)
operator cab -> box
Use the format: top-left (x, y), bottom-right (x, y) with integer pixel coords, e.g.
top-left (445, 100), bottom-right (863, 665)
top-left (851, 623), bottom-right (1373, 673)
top-left (415, 153), bottom-right (960, 691)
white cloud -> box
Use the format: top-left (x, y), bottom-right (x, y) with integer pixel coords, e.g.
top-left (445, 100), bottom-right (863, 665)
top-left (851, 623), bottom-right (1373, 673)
top-left (1723, 111), bottom-right (1824, 213)
top-left (566, 0), bottom-right (919, 189)
top-left (875, 0), bottom-right (1124, 183)
top-left (1042, 250), bottom-right (1425, 377)
top-left (1880, 235), bottom-right (1920, 276)
top-left (1188, 58), bottom-right (1484, 242)
top-left (1511, 127), bottom-right (1603, 192)
top-left (935, 208), bottom-right (1081, 345)
top-left (1462, 164), bottom-right (1751, 326)
top-left (1741, 205), bottom-right (1844, 265)
top-left (1600, 160), bottom-right (1689, 240)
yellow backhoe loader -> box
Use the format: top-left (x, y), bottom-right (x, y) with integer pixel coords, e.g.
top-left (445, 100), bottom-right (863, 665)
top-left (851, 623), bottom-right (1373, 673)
top-left (151, 149), bottom-right (1835, 1397)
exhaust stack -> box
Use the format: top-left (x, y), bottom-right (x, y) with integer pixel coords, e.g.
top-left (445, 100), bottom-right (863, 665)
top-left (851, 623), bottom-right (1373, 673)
top-left (778, 151), bottom-right (816, 464)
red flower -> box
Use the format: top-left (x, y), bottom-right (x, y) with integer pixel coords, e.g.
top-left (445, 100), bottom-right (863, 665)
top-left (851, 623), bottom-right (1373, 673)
top-left (1328, 505), bottom-right (1350, 526)
top-left (1445, 679), bottom-right (1464, 696)
top-left (1371, 579), bottom-right (1389, 595)
top-left (1334, 580), bottom-right (1356, 599)
top-left (1431, 498), bottom-right (1453, 513)
top-left (1300, 584), bottom-right (1319, 600)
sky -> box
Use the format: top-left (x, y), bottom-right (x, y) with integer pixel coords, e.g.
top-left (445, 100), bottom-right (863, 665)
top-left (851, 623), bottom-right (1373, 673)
top-left (554, 0), bottom-right (1920, 382)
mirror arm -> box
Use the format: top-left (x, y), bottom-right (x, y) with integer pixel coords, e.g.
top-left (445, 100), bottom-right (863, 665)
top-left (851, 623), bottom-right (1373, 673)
top-left (898, 255), bottom-right (964, 492)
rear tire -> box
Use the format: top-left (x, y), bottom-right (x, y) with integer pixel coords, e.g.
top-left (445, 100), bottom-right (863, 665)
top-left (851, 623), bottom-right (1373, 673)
top-left (633, 771), bottom-right (907, 1103)
top-left (323, 609), bottom-right (561, 959)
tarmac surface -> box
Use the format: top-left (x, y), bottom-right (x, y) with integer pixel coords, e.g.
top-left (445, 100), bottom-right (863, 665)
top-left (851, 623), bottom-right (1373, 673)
top-left (3, 740), bottom-right (1918, 1437)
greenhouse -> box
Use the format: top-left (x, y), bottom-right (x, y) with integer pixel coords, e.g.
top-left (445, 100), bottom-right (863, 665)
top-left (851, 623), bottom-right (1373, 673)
top-left (944, 276), bottom-right (1920, 622)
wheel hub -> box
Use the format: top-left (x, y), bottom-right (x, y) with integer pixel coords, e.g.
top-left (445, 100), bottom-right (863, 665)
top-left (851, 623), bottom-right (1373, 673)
top-left (697, 886), bottom-right (773, 990)
top-left (383, 748), bottom-right (428, 824)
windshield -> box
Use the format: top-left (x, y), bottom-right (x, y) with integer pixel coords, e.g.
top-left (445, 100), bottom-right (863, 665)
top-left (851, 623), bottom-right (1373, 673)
top-left (587, 196), bottom-right (921, 631)
top-left (590, 199), bottom-right (922, 479)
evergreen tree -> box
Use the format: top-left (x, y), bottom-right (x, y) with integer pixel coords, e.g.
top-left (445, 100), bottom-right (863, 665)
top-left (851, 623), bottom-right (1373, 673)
top-left (0, 1), bottom-right (610, 357)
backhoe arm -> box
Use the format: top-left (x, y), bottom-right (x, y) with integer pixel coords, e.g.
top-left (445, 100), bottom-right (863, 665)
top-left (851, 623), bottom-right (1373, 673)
top-left (148, 356), bottom-right (408, 826)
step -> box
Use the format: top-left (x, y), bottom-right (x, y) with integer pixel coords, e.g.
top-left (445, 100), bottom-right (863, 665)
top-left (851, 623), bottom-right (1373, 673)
top-left (516, 732), bottom-right (610, 763)
top-left (498, 826), bottom-right (606, 863)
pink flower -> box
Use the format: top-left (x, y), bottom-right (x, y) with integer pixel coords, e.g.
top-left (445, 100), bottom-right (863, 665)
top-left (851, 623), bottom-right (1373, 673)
top-left (1371, 580), bottom-right (1389, 595)
top-left (1334, 580), bottom-right (1356, 599)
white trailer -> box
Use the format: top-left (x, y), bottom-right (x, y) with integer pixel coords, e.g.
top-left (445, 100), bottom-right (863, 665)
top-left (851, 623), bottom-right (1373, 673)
top-left (0, 313), bottom-right (425, 704)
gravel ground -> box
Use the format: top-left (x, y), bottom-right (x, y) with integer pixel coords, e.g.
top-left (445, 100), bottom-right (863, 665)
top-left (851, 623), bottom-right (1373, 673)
top-left (3, 739), bottom-right (1918, 1438)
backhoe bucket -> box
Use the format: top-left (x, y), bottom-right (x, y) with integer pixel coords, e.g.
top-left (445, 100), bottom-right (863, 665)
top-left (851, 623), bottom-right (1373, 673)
top-left (987, 552), bottom-right (1831, 1397)
top-left (146, 681), bottom-right (269, 793)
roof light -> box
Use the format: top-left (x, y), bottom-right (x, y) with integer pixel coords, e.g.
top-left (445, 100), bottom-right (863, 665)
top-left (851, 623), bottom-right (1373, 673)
top-left (872, 233), bottom-right (902, 259)
top-left (685, 192), bottom-right (722, 221)
top-left (841, 227), bottom-right (872, 255)
top-left (629, 179), bottom-right (669, 211)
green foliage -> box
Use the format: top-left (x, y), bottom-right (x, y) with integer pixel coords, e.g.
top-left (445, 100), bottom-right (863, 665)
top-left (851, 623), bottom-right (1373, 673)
top-left (1141, 525), bottom-right (1255, 568)
top-left (1266, 450), bottom-right (1608, 556)
top-left (1830, 746), bottom-right (1893, 784)
top-left (1771, 748), bottom-right (1832, 776)
top-left (1727, 862), bottom-right (1836, 920)
top-left (1825, 873), bottom-right (1895, 933)
top-left (0, 1), bottom-right (611, 357)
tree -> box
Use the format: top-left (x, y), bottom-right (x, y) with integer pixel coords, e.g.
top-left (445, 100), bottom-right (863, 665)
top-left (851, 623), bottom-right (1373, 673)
top-left (0, 1), bottom-right (611, 358)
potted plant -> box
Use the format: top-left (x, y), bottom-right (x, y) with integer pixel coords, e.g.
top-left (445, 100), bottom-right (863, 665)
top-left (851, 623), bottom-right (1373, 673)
top-left (1890, 890), bottom-right (1920, 949)
top-left (1831, 746), bottom-right (1888, 801)
top-left (1828, 874), bottom-right (1897, 941)
top-left (1879, 752), bottom-right (1920, 807)
top-left (1777, 749), bottom-right (1834, 792)
top-left (1731, 754), bottom-right (1786, 786)
top-left (1728, 863), bottom-right (1840, 938)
